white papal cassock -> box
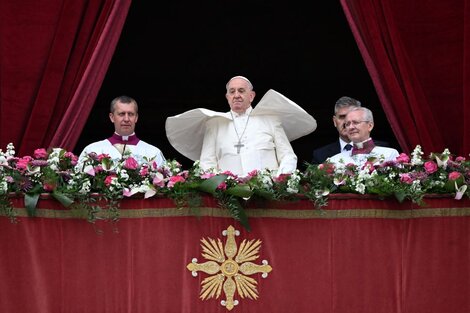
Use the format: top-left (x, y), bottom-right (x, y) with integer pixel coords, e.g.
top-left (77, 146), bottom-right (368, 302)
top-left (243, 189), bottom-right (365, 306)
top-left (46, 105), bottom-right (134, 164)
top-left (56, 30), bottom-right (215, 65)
top-left (165, 89), bottom-right (317, 177)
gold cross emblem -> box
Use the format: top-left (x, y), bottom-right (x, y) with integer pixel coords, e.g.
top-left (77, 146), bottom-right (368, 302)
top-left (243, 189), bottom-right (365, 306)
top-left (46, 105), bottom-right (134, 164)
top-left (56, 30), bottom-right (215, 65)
top-left (187, 225), bottom-right (273, 311)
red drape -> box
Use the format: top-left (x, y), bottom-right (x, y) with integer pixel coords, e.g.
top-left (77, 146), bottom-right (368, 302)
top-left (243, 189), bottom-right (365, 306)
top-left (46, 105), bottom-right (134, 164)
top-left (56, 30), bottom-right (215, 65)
top-left (1, 196), bottom-right (469, 313)
top-left (341, 0), bottom-right (470, 156)
top-left (0, 0), bottom-right (131, 156)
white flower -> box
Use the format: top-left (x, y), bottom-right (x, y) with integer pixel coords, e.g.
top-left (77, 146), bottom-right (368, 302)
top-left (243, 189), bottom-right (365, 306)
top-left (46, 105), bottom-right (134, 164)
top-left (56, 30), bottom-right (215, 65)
top-left (0, 181), bottom-right (7, 194)
top-left (411, 145), bottom-right (424, 166)
top-left (119, 169), bottom-right (129, 181)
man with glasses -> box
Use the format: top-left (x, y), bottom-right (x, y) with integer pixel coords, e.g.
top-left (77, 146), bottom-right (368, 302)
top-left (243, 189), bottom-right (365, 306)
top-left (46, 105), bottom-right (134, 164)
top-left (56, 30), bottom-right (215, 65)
top-left (327, 107), bottom-right (399, 166)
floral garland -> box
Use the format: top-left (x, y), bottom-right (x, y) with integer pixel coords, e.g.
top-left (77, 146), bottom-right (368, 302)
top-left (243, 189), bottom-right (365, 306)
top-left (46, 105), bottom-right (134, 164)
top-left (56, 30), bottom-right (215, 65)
top-left (0, 143), bottom-right (469, 230)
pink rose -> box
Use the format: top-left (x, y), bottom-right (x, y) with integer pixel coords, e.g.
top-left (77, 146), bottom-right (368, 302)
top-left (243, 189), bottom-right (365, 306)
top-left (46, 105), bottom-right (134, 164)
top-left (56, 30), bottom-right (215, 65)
top-left (396, 153), bottom-right (410, 163)
top-left (455, 156), bottom-right (466, 162)
top-left (33, 148), bottom-right (48, 159)
top-left (399, 173), bottom-right (413, 184)
top-left (424, 161), bottom-right (438, 174)
top-left (167, 175), bottom-right (185, 188)
top-left (448, 171), bottom-right (462, 181)
top-left (104, 174), bottom-right (117, 187)
top-left (124, 157), bottom-right (139, 170)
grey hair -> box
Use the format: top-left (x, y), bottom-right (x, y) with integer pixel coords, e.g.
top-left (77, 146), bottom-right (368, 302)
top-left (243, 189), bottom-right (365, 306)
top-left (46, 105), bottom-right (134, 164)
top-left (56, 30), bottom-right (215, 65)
top-left (226, 76), bottom-right (254, 91)
top-left (348, 107), bottom-right (374, 123)
top-left (334, 96), bottom-right (361, 114)
top-left (110, 95), bottom-right (138, 113)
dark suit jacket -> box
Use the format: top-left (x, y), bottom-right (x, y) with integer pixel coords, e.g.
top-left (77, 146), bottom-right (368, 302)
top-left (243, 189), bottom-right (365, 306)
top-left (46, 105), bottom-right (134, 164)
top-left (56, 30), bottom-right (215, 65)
top-left (311, 139), bottom-right (390, 164)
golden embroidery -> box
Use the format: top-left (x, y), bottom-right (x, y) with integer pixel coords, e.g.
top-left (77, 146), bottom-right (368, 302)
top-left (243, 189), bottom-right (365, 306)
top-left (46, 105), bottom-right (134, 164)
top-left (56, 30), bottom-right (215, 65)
top-left (187, 225), bottom-right (272, 311)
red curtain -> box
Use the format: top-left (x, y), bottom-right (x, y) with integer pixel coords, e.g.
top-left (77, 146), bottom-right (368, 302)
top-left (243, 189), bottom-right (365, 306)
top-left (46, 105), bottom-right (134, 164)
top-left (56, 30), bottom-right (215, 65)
top-left (0, 0), bottom-right (131, 156)
top-left (341, 0), bottom-right (470, 156)
top-left (1, 197), bottom-right (470, 313)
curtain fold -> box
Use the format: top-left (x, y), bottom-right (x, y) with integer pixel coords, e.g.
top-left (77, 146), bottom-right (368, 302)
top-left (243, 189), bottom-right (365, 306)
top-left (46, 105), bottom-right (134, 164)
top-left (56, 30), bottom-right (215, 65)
top-left (0, 0), bottom-right (131, 156)
top-left (340, 0), bottom-right (469, 156)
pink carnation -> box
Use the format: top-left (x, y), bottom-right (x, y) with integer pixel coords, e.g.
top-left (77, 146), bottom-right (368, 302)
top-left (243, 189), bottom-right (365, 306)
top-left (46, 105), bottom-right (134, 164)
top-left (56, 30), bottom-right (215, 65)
top-left (274, 173), bottom-right (290, 183)
top-left (396, 153), bottom-right (410, 163)
top-left (424, 161), bottom-right (438, 174)
top-left (201, 172), bottom-right (216, 179)
top-left (140, 166), bottom-right (149, 177)
top-left (64, 152), bottom-right (78, 165)
top-left (43, 182), bottom-right (56, 192)
top-left (124, 157), bottom-right (139, 170)
top-left (33, 148), bottom-right (48, 159)
top-left (167, 175), bottom-right (185, 188)
top-left (217, 182), bottom-right (227, 190)
top-left (247, 170), bottom-right (258, 177)
top-left (319, 163), bottom-right (335, 174)
top-left (362, 161), bottom-right (375, 173)
top-left (448, 171), bottom-right (462, 181)
top-left (222, 170), bottom-right (237, 178)
top-left (16, 156), bottom-right (33, 171)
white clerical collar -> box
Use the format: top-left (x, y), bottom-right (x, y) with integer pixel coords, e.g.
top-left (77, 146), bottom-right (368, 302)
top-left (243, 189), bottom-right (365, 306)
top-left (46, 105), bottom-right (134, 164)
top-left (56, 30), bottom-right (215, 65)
top-left (353, 137), bottom-right (373, 149)
top-left (114, 132), bottom-right (135, 141)
top-left (231, 107), bottom-right (252, 118)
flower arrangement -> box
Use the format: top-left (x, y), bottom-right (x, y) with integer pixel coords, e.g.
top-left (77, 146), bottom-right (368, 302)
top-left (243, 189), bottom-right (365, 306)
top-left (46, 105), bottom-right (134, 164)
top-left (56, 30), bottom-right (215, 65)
top-left (303, 145), bottom-right (469, 206)
top-left (1, 143), bottom-right (469, 230)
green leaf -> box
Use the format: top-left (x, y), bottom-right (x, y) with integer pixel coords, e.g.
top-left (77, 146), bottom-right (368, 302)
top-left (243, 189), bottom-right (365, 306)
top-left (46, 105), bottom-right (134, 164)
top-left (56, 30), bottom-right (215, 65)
top-left (52, 191), bottom-right (74, 208)
top-left (394, 191), bottom-right (406, 203)
top-left (227, 197), bottom-right (251, 232)
top-left (253, 189), bottom-right (274, 200)
top-left (226, 185), bottom-right (253, 198)
top-left (198, 175), bottom-right (227, 194)
top-left (24, 193), bottom-right (40, 217)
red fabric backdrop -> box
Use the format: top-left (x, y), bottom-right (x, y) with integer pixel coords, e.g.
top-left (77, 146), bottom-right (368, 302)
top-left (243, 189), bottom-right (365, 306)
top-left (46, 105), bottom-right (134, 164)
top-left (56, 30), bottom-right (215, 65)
top-left (1, 197), bottom-right (469, 313)
top-left (341, 0), bottom-right (470, 156)
top-left (0, 0), bottom-right (130, 155)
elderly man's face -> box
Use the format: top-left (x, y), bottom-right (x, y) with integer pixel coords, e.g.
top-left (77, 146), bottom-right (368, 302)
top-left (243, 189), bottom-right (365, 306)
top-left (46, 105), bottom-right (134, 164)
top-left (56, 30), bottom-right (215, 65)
top-left (226, 78), bottom-right (255, 114)
top-left (344, 110), bottom-right (373, 143)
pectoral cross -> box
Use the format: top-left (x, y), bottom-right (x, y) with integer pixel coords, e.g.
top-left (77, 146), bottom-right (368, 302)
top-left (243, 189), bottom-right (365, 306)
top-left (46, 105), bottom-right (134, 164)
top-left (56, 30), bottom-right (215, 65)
top-left (234, 141), bottom-right (244, 154)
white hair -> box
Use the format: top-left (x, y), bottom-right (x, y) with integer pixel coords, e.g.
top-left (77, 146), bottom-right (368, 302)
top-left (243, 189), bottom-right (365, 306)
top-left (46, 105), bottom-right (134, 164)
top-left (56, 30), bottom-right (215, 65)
top-left (226, 76), bottom-right (254, 90)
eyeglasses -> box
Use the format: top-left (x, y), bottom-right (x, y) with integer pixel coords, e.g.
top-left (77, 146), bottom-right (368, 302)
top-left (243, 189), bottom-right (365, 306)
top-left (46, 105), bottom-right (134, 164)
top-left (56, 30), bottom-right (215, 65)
top-left (344, 120), bottom-right (369, 128)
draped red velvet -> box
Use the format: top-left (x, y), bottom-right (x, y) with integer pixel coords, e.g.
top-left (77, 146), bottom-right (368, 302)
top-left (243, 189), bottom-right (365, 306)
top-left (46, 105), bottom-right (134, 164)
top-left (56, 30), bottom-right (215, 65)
top-left (0, 0), bottom-right (131, 156)
top-left (341, 0), bottom-right (470, 156)
top-left (1, 197), bottom-right (469, 313)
